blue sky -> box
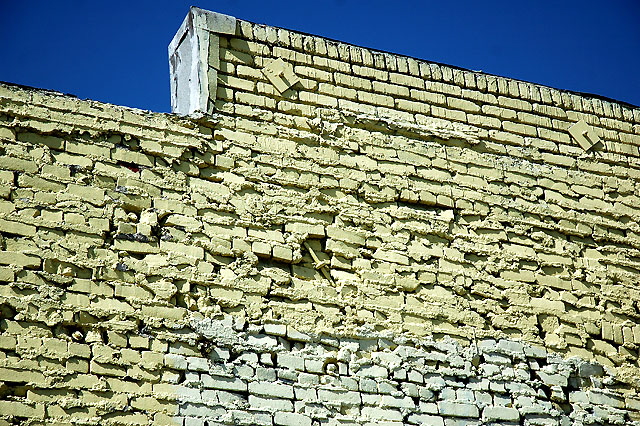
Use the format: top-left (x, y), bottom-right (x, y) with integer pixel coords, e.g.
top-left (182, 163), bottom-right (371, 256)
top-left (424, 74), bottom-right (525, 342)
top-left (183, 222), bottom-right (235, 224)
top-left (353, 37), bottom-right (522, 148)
top-left (1, 1), bottom-right (638, 112)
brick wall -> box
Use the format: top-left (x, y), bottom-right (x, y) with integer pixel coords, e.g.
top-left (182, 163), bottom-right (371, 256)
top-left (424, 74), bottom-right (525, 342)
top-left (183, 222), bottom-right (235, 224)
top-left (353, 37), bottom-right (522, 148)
top-left (0, 6), bottom-right (639, 425)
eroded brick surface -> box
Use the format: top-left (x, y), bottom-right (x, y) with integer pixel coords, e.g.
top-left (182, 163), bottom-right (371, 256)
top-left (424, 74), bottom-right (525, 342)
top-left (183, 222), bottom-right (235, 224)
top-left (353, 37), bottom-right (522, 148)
top-left (0, 7), bottom-right (640, 425)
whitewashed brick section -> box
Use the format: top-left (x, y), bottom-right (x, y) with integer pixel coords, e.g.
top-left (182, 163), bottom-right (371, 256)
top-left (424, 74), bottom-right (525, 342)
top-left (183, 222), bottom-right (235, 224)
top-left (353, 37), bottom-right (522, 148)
top-left (172, 315), bottom-right (640, 425)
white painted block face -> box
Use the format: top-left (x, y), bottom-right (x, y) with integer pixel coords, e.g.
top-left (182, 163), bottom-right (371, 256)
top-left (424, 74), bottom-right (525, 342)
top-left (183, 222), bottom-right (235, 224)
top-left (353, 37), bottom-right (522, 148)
top-left (169, 23), bottom-right (196, 115)
top-left (168, 7), bottom-right (236, 115)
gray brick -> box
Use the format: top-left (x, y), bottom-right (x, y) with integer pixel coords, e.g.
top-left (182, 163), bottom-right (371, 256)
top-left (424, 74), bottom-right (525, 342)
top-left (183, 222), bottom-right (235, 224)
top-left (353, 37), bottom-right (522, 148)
top-left (249, 381), bottom-right (294, 399)
top-left (381, 395), bottom-right (415, 409)
top-left (482, 406), bottom-right (520, 422)
top-left (274, 412), bottom-right (312, 426)
top-left (438, 401), bottom-right (479, 418)
top-left (202, 375), bottom-right (247, 392)
top-left (407, 414), bottom-right (444, 426)
top-left (318, 389), bottom-right (362, 405)
top-left (361, 406), bottom-right (403, 421)
top-left (356, 365), bottom-right (388, 378)
top-left (248, 395), bottom-right (294, 412)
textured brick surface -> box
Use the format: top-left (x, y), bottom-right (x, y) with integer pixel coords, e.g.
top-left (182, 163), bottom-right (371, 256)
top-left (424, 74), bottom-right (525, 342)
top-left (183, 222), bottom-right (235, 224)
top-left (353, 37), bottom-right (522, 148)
top-left (0, 7), bottom-right (640, 425)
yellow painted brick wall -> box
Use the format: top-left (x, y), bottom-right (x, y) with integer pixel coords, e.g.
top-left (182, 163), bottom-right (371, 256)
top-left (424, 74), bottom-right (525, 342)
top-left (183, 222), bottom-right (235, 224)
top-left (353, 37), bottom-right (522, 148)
top-left (205, 16), bottom-right (640, 361)
top-left (0, 9), bottom-right (640, 424)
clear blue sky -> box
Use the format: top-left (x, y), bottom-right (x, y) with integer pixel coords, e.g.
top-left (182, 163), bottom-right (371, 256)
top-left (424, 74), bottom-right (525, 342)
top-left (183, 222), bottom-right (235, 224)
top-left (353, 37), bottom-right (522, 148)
top-left (1, 1), bottom-right (638, 112)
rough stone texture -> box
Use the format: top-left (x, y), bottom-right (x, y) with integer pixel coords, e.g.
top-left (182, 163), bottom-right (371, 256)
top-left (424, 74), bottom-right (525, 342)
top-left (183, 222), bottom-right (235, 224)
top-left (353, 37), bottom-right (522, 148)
top-left (1, 6), bottom-right (640, 425)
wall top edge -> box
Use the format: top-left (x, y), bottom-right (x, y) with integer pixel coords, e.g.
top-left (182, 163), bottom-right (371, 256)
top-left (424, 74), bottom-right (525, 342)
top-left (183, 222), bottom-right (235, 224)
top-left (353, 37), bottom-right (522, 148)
top-left (184, 8), bottom-right (638, 111)
top-left (0, 80), bottom-right (217, 128)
